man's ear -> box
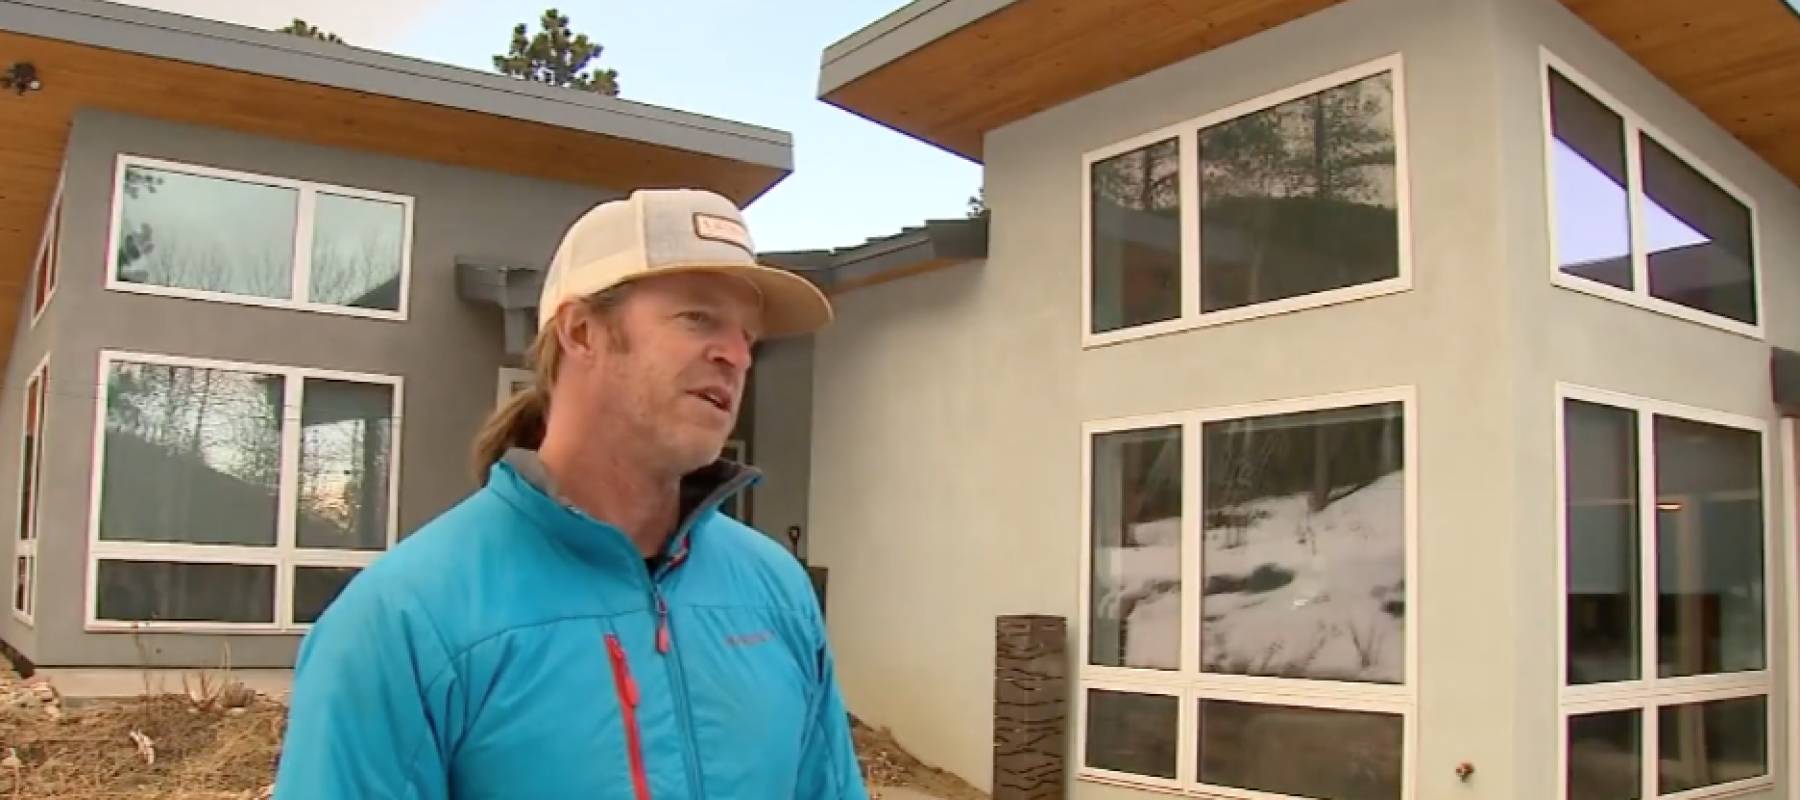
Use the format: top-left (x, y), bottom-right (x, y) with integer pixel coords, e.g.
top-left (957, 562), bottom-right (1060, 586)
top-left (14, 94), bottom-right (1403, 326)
top-left (553, 307), bottom-right (595, 364)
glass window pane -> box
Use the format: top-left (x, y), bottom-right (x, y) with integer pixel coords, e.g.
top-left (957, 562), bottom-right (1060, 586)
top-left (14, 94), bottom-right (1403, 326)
top-left (1091, 139), bottom-right (1181, 333)
top-left (298, 380), bottom-right (395, 550)
top-left (1642, 135), bottom-right (1756, 325)
top-left (1085, 689), bottom-right (1177, 779)
top-left (13, 556), bottom-right (28, 615)
top-left (95, 560), bottom-right (274, 623)
top-left (1198, 699), bottom-right (1401, 798)
top-left (18, 371), bottom-right (42, 542)
top-left (310, 193), bottom-right (406, 311)
top-left (294, 566), bottom-right (362, 624)
top-left (114, 166), bottom-right (297, 300)
top-left (1658, 696), bottom-right (1767, 793)
top-left (1199, 71), bottom-right (1399, 313)
top-left (1090, 426), bottom-right (1181, 670)
top-left (1549, 71), bottom-right (1633, 290)
top-left (1567, 710), bottom-right (1641, 800)
top-left (1655, 416), bottom-right (1764, 677)
top-left (100, 361), bottom-right (283, 546)
top-left (1564, 400), bottom-right (1640, 684)
top-left (1201, 403), bottom-right (1405, 683)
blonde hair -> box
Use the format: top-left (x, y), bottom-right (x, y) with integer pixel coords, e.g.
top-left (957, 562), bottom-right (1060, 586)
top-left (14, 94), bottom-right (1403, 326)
top-left (471, 286), bottom-right (630, 483)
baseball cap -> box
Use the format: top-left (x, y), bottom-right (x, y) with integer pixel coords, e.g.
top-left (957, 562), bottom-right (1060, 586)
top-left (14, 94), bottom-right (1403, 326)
top-left (538, 189), bottom-right (832, 338)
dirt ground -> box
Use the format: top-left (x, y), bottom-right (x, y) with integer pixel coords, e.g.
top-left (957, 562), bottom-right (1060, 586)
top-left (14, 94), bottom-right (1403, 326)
top-left (0, 660), bottom-right (983, 799)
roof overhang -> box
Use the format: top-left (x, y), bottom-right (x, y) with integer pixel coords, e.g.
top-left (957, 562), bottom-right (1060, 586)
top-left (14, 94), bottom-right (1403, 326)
top-left (0, 0), bottom-right (794, 351)
top-left (821, 0), bottom-right (1800, 189)
top-left (763, 215), bottom-right (989, 295)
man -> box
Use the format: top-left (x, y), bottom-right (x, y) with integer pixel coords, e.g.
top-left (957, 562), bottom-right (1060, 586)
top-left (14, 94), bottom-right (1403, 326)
top-left (275, 189), bottom-right (867, 799)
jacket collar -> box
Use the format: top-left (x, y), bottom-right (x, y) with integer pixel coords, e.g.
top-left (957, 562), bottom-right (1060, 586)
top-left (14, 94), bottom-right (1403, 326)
top-left (490, 448), bottom-right (759, 570)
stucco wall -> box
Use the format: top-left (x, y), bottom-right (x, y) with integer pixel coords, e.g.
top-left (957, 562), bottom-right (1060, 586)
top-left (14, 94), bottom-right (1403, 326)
top-left (7, 108), bottom-right (615, 669)
top-left (808, 0), bottom-right (1528, 794)
top-left (1495, 0), bottom-right (1800, 797)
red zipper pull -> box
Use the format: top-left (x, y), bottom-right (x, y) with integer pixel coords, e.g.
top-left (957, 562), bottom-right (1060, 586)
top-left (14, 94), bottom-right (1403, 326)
top-left (655, 594), bottom-right (671, 654)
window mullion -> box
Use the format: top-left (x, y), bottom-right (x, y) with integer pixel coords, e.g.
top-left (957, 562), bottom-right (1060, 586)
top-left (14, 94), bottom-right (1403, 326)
top-left (276, 373), bottom-right (304, 627)
top-left (1624, 121), bottom-right (1649, 295)
top-left (1641, 699), bottom-right (1658, 800)
top-left (1637, 411), bottom-right (1658, 691)
top-left (1181, 418), bottom-right (1200, 676)
top-left (292, 186), bottom-right (316, 306)
top-left (1179, 129), bottom-right (1200, 322)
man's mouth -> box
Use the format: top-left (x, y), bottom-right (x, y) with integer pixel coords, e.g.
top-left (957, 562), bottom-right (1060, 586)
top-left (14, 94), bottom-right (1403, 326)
top-left (689, 386), bottom-right (733, 413)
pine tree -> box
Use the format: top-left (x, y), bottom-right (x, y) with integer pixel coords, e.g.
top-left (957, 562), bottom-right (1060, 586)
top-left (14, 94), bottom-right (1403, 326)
top-left (493, 9), bottom-right (620, 96)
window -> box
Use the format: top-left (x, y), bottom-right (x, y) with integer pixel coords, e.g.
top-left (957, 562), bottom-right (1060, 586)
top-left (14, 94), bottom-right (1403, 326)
top-left (1543, 55), bottom-right (1760, 335)
top-left (13, 358), bottom-right (47, 623)
top-left (497, 367), bottom-right (534, 408)
top-left (88, 352), bottom-right (401, 631)
top-left (1559, 387), bottom-right (1771, 799)
top-left (1084, 55), bottom-right (1411, 346)
top-left (107, 156), bottom-right (413, 319)
top-left (31, 181), bottom-right (61, 323)
top-left (1079, 390), bottom-right (1414, 798)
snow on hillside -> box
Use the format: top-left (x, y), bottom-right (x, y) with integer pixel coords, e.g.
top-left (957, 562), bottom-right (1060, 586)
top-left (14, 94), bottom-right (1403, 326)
top-left (1093, 472), bottom-right (1405, 683)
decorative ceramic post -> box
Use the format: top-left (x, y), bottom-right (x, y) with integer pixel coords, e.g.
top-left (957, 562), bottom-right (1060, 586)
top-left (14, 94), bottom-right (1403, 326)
top-left (993, 615), bottom-right (1066, 799)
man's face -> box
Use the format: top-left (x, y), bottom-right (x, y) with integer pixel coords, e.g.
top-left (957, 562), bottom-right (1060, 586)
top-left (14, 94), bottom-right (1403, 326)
top-left (561, 272), bottom-right (763, 475)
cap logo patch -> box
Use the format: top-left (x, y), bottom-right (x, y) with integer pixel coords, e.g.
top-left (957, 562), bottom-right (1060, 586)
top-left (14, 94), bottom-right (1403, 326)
top-left (693, 213), bottom-right (752, 254)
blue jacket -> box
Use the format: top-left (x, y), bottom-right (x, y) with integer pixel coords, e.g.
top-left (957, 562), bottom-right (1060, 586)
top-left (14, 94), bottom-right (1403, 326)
top-left (275, 453), bottom-right (867, 799)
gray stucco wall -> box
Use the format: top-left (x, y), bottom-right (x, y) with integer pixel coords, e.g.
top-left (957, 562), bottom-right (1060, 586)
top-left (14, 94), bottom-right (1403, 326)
top-left (749, 336), bottom-right (813, 556)
top-left (6, 108), bottom-right (616, 669)
top-left (1495, 0), bottom-right (1800, 797)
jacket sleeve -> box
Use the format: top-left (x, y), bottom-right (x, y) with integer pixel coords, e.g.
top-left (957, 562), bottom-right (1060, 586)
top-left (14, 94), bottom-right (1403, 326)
top-left (274, 577), bottom-right (458, 800)
top-left (795, 614), bottom-right (870, 800)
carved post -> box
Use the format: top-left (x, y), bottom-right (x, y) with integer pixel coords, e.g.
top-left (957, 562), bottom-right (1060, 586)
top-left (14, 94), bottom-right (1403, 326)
top-left (993, 615), bottom-right (1066, 799)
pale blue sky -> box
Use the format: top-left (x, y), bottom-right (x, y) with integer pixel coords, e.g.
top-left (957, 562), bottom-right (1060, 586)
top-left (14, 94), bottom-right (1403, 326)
top-left (122, 0), bottom-right (981, 251)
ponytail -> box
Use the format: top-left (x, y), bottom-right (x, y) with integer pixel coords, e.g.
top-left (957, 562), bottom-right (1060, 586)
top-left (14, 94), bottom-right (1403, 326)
top-left (471, 385), bottom-right (549, 483)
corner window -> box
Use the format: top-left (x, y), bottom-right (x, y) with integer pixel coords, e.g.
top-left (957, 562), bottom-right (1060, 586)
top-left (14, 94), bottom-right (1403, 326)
top-left (1544, 57), bottom-right (1760, 334)
top-left (107, 156), bottom-right (413, 319)
top-left (13, 358), bottom-right (47, 624)
top-left (1559, 389), bottom-right (1771, 798)
top-left (1080, 390), bottom-right (1413, 797)
top-left (89, 352), bottom-right (401, 631)
top-left (31, 182), bottom-right (61, 323)
top-left (1085, 55), bottom-right (1410, 346)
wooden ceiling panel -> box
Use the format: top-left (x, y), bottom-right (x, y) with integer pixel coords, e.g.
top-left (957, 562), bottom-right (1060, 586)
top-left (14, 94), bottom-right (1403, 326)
top-left (823, 0), bottom-right (1349, 160)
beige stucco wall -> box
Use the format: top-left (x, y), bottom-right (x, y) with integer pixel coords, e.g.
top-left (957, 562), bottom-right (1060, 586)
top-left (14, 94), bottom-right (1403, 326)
top-left (809, 0), bottom-right (1531, 795)
top-left (1495, 0), bottom-right (1800, 797)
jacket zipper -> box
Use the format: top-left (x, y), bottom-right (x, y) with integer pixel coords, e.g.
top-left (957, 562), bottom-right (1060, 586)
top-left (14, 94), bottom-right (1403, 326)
top-left (605, 634), bottom-right (653, 800)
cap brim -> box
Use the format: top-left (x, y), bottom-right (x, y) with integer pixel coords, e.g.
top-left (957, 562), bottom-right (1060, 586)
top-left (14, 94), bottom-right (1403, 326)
top-left (623, 262), bottom-right (833, 339)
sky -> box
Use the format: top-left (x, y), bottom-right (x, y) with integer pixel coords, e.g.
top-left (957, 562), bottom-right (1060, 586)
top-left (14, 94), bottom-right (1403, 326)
top-left (113, 0), bottom-right (981, 252)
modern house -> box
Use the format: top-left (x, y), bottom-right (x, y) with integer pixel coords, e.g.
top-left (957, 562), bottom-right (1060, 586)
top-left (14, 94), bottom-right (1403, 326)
top-left (0, 0), bottom-right (807, 694)
top-left (801, 0), bottom-right (1800, 799)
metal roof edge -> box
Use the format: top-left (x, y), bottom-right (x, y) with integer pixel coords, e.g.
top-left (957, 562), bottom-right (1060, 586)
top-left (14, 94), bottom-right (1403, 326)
top-left (2, 0), bottom-right (793, 171)
top-left (817, 0), bottom-right (1012, 98)
top-left (759, 215), bottom-right (988, 289)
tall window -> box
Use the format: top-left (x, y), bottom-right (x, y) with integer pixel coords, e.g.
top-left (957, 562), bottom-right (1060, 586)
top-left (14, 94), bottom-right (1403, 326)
top-left (1080, 390), bottom-right (1414, 798)
top-left (106, 156), bottom-right (413, 319)
top-left (88, 352), bottom-right (401, 630)
top-left (1544, 56), bottom-right (1760, 335)
top-left (13, 359), bottom-right (48, 623)
top-left (1560, 388), bottom-right (1771, 799)
top-left (31, 182), bottom-right (61, 323)
top-left (1085, 55), bottom-right (1410, 345)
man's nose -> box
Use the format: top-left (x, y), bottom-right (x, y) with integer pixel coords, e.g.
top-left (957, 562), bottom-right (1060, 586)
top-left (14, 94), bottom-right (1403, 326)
top-left (709, 332), bottom-right (753, 372)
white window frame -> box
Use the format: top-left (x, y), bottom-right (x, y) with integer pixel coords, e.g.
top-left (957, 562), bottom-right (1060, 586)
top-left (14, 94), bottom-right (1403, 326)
top-left (1783, 419), bottom-right (1800, 800)
top-left (30, 175), bottom-right (62, 327)
top-left (1554, 384), bottom-right (1775, 800)
top-left (104, 155), bottom-right (415, 322)
top-left (1081, 54), bottom-right (1414, 349)
top-left (12, 355), bottom-right (49, 625)
top-left (496, 366), bottom-right (534, 407)
top-left (84, 350), bottom-right (404, 633)
top-left (1076, 387), bottom-right (1419, 798)
top-left (1539, 49), bottom-right (1765, 340)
